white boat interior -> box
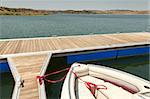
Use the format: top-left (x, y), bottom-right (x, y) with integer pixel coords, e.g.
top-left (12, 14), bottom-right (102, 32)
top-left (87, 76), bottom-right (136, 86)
top-left (61, 63), bottom-right (150, 99)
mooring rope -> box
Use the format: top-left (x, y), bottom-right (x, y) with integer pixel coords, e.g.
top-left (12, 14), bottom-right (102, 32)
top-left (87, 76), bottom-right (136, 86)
top-left (36, 67), bottom-right (70, 85)
top-left (36, 65), bottom-right (107, 95)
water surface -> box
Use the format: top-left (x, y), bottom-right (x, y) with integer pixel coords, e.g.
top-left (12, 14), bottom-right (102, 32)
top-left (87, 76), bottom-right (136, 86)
top-left (0, 14), bottom-right (149, 39)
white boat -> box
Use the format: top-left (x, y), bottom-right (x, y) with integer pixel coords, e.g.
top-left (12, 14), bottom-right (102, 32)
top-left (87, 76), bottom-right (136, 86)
top-left (61, 63), bottom-right (150, 99)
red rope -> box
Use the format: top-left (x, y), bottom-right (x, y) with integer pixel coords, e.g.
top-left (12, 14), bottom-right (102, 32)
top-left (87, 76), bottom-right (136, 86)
top-left (43, 75), bottom-right (67, 83)
top-left (36, 76), bottom-right (44, 85)
top-left (72, 70), bottom-right (107, 95)
top-left (37, 67), bottom-right (70, 85)
top-left (43, 68), bottom-right (70, 77)
top-left (36, 65), bottom-right (107, 95)
top-left (85, 82), bottom-right (107, 95)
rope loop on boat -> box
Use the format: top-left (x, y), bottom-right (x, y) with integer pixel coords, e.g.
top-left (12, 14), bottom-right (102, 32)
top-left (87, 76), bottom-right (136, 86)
top-left (85, 82), bottom-right (107, 95)
top-left (72, 69), bottom-right (107, 95)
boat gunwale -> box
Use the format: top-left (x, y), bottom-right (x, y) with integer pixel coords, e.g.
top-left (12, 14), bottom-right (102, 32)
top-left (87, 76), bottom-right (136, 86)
top-left (61, 63), bottom-right (150, 99)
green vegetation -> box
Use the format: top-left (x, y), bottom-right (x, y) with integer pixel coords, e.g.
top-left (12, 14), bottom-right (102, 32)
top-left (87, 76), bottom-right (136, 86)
top-left (0, 7), bottom-right (50, 16)
top-left (0, 7), bottom-right (149, 16)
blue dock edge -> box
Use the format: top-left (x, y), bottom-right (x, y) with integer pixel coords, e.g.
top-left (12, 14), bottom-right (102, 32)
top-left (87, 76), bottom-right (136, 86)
top-left (0, 45), bottom-right (149, 72)
top-left (0, 62), bottom-right (10, 73)
top-left (67, 46), bottom-right (149, 64)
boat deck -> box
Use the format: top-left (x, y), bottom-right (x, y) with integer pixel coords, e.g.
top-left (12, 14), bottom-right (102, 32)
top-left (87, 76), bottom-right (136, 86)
top-left (0, 32), bottom-right (149, 99)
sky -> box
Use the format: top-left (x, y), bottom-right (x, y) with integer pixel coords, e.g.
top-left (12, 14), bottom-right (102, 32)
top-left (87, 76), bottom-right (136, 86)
top-left (1, 0), bottom-right (150, 10)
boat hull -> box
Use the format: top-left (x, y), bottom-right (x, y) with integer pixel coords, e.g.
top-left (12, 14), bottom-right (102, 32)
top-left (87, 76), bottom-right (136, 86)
top-left (61, 63), bottom-right (150, 99)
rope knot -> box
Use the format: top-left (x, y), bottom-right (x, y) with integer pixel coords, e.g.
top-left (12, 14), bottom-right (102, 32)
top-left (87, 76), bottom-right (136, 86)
top-left (37, 76), bottom-right (44, 85)
top-left (85, 82), bottom-right (107, 95)
top-left (85, 82), bottom-right (98, 95)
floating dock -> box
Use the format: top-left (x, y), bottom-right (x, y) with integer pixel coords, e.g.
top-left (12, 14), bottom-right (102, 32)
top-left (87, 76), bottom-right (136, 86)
top-left (8, 54), bottom-right (49, 99)
top-left (0, 32), bottom-right (149, 99)
top-left (0, 32), bottom-right (149, 55)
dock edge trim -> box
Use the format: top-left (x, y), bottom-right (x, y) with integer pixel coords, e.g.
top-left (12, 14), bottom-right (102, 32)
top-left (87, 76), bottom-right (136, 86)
top-left (7, 57), bottom-right (21, 99)
top-left (38, 53), bottom-right (52, 99)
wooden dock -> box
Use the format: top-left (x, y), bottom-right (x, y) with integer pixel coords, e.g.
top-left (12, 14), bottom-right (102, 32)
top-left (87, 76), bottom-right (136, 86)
top-left (0, 32), bottom-right (149, 99)
top-left (0, 32), bottom-right (149, 56)
top-left (9, 54), bottom-right (49, 99)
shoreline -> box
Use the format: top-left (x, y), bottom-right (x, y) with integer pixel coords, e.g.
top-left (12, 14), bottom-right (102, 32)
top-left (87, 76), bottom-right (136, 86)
top-left (0, 13), bottom-right (149, 17)
top-left (1, 13), bottom-right (149, 16)
top-left (1, 7), bottom-right (149, 16)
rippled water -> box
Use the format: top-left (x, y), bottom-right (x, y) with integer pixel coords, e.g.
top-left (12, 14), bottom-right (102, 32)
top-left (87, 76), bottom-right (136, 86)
top-left (0, 14), bottom-right (149, 39)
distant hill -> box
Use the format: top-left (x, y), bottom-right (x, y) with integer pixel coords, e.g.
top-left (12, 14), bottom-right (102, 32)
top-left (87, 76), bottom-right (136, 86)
top-left (0, 7), bottom-right (50, 15)
top-left (56, 10), bottom-right (150, 15)
top-left (0, 7), bottom-right (149, 15)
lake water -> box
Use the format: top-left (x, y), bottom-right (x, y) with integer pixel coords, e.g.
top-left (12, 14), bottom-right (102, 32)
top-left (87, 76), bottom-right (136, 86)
top-left (0, 14), bottom-right (149, 39)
